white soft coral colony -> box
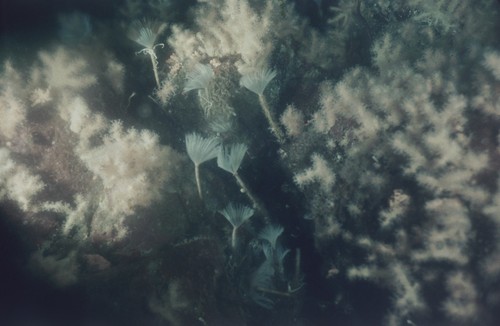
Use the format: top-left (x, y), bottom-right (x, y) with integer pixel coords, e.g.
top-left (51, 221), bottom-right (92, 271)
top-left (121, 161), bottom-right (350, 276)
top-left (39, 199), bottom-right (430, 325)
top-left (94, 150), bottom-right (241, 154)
top-left (0, 46), bottom-right (183, 243)
top-left (38, 47), bottom-right (97, 91)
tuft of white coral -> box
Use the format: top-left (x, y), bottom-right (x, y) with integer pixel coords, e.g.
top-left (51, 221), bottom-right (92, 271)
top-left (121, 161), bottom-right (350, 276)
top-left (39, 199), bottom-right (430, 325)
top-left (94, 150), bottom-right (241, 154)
top-left (168, 0), bottom-right (300, 73)
top-left (412, 199), bottom-right (471, 265)
top-left (294, 154), bottom-right (335, 193)
top-left (280, 104), bottom-right (304, 138)
top-left (0, 87), bottom-right (26, 139)
top-left (442, 272), bottom-right (478, 321)
top-left (37, 46), bottom-right (97, 93)
top-left (379, 189), bottom-right (410, 229)
top-left (0, 148), bottom-right (45, 212)
top-left (104, 58), bottom-right (126, 94)
top-left (57, 96), bottom-right (107, 146)
top-left (78, 120), bottom-right (181, 230)
top-left (390, 263), bottom-right (426, 322)
top-left (483, 51), bottom-right (500, 80)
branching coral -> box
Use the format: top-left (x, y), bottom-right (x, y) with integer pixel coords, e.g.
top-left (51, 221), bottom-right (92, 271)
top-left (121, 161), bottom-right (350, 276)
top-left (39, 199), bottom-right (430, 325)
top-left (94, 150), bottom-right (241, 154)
top-left (280, 1), bottom-right (500, 323)
top-left (1, 47), bottom-right (186, 244)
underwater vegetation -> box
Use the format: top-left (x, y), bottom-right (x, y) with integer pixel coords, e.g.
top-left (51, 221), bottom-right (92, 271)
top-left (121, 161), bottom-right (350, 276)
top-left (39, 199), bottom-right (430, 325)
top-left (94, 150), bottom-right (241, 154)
top-left (1, 0), bottom-right (500, 325)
